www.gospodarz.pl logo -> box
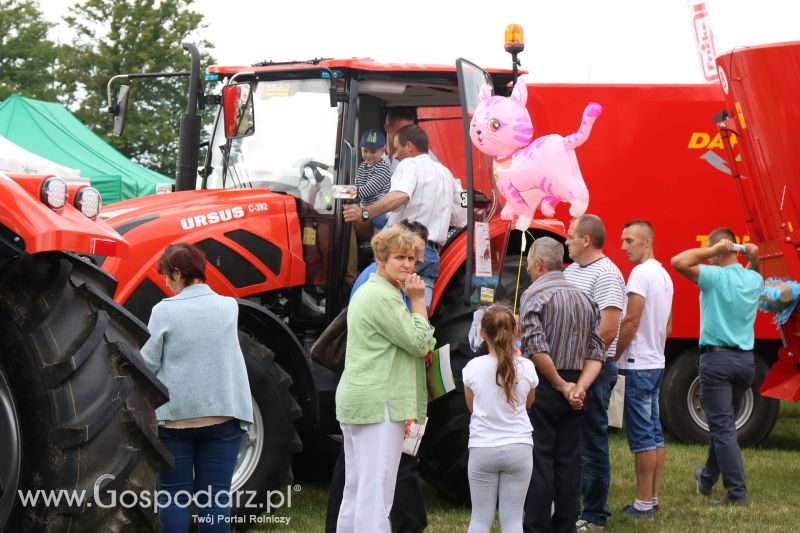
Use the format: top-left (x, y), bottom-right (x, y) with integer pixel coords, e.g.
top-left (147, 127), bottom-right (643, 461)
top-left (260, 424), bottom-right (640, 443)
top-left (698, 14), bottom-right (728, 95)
top-left (17, 474), bottom-right (299, 519)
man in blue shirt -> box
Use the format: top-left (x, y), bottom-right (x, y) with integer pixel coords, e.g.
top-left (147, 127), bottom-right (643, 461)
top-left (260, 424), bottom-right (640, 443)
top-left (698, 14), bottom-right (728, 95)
top-left (672, 227), bottom-right (762, 506)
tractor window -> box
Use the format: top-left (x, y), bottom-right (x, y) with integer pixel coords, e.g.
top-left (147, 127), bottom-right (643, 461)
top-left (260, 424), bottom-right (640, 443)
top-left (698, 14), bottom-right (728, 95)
top-left (207, 78), bottom-right (340, 214)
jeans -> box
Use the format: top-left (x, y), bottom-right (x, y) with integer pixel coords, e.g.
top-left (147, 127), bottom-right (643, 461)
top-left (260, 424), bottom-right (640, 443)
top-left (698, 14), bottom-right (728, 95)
top-left (372, 213), bottom-right (389, 231)
top-left (157, 419), bottom-right (245, 533)
top-left (697, 350), bottom-right (755, 501)
top-left (524, 370), bottom-right (584, 533)
top-left (622, 368), bottom-right (665, 453)
top-left (468, 444), bottom-right (532, 533)
top-left (577, 358), bottom-right (617, 527)
top-left (417, 242), bottom-right (440, 310)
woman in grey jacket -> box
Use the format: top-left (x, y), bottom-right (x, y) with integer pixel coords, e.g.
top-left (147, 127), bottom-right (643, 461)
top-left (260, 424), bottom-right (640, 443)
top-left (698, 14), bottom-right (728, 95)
top-left (142, 243), bottom-right (253, 533)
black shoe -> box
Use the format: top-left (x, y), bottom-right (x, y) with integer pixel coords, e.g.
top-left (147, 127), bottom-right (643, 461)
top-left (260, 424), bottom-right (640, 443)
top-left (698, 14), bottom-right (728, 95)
top-left (711, 495), bottom-right (747, 506)
top-left (694, 465), bottom-right (712, 496)
top-left (621, 504), bottom-right (655, 519)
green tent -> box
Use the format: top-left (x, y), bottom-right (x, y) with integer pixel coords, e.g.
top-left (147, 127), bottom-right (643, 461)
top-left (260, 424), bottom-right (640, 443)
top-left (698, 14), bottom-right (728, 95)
top-left (0, 94), bottom-right (173, 204)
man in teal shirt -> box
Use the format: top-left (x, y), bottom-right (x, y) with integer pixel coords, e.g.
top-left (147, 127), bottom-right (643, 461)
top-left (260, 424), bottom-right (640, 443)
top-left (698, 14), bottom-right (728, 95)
top-left (672, 227), bottom-right (762, 506)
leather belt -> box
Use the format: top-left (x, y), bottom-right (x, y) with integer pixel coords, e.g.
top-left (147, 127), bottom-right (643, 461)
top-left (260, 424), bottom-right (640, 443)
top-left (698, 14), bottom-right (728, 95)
top-left (700, 345), bottom-right (748, 354)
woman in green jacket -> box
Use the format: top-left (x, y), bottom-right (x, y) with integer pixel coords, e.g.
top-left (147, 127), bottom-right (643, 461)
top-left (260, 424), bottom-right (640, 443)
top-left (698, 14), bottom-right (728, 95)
top-left (335, 224), bottom-right (434, 533)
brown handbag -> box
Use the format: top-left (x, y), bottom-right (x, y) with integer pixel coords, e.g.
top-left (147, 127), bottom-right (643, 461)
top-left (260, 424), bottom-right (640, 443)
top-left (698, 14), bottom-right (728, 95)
top-left (309, 306), bottom-right (348, 374)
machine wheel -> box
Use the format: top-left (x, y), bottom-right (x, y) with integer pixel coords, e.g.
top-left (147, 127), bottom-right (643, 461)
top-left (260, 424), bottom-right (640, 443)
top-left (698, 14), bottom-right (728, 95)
top-left (0, 363), bottom-right (21, 527)
top-left (230, 334), bottom-right (302, 525)
top-left (661, 351), bottom-right (780, 446)
top-left (0, 252), bottom-right (170, 532)
top-left (496, 254), bottom-right (531, 307)
top-left (417, 320), bottom-right (474, 504)
top-left (421, 274), bottom-right (475, 505)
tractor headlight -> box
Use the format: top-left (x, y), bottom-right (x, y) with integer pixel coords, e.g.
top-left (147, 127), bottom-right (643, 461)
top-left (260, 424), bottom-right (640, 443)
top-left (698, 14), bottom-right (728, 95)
top-left (40, 177), bottom-right (68, 210)
top-left (75, 187), bottom-right (102, 218)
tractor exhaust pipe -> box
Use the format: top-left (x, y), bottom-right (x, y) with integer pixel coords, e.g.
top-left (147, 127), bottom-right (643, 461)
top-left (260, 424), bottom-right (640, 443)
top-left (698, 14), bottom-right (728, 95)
top-left (175, 42), bottom-right (203, 192)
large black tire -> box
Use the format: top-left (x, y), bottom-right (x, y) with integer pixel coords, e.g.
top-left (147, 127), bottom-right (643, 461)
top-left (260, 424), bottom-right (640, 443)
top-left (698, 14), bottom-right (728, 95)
top-left (496, 254), bottom-right (531, 308)
top-left (0, 364), bottom-right (21, 527)
top-left (418, 316), bottom-right (474, 505)
top-left (661, 350), bottom-right (780, 446)
top-left (420, 264), bottom-right (476, 505)
top-left (230, 334), bottom-right (302, 527)
top-left (0, 252), bottom-right (171, 532)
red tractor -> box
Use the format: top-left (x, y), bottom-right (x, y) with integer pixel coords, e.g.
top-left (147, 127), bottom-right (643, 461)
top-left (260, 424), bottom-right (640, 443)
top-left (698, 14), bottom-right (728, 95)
top-left (0, 173), bottom-right (169, 531)
top-left (101, 42), bottom-right (548, 506)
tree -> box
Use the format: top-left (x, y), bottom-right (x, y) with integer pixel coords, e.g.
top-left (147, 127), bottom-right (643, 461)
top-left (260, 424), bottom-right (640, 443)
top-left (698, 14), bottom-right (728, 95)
top-left (0, 0), bottom-right (60, 101)
top-left (60, 0), bottom-right (215, 177)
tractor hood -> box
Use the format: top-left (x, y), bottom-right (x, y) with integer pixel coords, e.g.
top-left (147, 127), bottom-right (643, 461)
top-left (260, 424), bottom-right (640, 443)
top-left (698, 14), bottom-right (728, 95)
top-left (99, 188), bottom-right (306, 307)
top-left (101, 188), bottom-right (292, 230)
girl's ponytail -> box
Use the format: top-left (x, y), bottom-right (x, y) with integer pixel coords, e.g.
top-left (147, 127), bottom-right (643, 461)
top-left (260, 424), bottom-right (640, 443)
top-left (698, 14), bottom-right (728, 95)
top-left (480, 304), bottom-right (519, 408)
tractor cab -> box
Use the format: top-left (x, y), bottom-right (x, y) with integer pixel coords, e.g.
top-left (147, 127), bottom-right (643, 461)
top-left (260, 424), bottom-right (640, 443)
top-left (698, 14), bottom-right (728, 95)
top-left (202, 57), bottom-right (516, 330)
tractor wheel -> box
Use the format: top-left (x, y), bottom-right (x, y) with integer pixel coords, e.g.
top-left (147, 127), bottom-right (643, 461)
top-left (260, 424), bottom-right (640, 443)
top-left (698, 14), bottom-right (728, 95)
top-left (661, 350), bottom-right (780, 446)
top-left (0, 252), bottom-right (170, 532)
top-left (496, 254), bottom-right (531, 307)
top-left (230, 334), bottom-right (302, 526)
top-left (418, 315), bottom-right (474, 505)
top-left (421, 268), bottom-right (476, 505)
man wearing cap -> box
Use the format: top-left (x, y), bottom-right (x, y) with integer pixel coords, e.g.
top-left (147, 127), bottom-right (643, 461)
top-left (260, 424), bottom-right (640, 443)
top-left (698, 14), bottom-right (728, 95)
top-left (356, 129), bottom-right (393, 230)
top-left (344, 124), bottom-right (464, 308)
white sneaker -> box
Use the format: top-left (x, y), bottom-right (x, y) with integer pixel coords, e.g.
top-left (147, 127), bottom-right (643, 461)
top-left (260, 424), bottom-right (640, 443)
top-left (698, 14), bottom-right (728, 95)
top-left (576, 519), bottom-right (606, 531)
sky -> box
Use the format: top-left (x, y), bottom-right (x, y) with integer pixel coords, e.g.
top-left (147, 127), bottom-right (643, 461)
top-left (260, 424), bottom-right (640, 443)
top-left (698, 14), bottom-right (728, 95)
top-left (38, 0), bottom-right (800, 84)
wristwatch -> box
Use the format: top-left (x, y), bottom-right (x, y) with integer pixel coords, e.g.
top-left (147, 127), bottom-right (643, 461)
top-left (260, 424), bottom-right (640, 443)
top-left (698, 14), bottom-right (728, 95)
top-left (361, 209), bottom-right (370, 220)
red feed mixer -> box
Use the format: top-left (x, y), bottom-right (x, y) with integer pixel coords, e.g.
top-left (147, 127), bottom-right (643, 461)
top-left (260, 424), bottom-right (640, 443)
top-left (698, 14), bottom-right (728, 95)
top-left (715, 41), bottom-right (800, 401)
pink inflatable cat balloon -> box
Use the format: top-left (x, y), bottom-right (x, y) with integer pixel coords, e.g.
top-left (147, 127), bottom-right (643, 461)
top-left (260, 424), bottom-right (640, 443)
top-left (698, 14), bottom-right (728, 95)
top-left (469, 79), bottom-right (601, 230)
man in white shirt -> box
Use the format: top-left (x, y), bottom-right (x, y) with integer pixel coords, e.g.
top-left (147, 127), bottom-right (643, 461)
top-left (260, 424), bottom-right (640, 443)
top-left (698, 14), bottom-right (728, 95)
top-left (343, 124), bottom-right (465, 307)
top-left (615, 220), bottom-right (674, 519)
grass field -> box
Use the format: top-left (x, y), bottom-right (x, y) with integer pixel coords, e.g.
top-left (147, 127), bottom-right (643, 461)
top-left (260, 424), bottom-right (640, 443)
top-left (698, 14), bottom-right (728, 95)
top-left (253, 401), bottom-right (800, 532)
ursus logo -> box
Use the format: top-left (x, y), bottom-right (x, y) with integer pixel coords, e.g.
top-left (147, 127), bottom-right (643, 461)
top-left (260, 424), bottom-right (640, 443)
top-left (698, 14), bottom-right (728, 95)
top-left (179, 207), bottom-right (245, 230)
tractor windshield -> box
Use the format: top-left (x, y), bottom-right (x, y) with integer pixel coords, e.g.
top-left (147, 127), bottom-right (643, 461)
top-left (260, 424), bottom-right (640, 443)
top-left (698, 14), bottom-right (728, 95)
top-left (206, 78), bottom-right (340, 212)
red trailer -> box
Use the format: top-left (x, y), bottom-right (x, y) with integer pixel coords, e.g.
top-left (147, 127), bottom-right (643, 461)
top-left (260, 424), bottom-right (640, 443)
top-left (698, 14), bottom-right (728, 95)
top-left (424, 81), bottom-right (782, 447)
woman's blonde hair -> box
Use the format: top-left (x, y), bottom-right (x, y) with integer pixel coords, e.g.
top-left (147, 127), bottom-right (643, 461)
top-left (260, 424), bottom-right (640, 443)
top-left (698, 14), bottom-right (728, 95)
top-left (371, 224), bottom-right (424, 263)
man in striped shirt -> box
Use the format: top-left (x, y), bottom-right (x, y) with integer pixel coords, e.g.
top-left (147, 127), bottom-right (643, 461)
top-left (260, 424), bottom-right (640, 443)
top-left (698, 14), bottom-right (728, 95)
top-left (520, 237), bottom-right (605, 533)
top-left (564, 214), bottom-right (625, 531)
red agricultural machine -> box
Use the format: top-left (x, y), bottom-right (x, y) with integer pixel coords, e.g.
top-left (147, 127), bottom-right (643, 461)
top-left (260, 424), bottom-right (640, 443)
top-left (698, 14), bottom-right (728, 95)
top-left (714, 41), bottom-right (800, 403)
top-left (0, 174), bottom-right (168, 531)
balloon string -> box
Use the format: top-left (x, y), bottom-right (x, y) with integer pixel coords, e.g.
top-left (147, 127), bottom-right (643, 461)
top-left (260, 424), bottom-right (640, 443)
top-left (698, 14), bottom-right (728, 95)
top-left (513, 230), bottom-right (535, 316)
top-left (513, 254), bottom-right (524, 314)
top-left (513, 231), bottom-right (528, 315)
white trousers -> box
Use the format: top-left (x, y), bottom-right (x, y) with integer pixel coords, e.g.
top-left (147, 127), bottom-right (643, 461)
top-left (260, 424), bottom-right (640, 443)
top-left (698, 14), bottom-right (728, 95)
top-left (336, 404), bottom-right (405, 533)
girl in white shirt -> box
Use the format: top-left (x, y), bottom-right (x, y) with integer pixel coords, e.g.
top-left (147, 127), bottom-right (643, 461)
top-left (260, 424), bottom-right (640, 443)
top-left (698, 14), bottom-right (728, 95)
top-left (463, 304), bottom-right (539, 533)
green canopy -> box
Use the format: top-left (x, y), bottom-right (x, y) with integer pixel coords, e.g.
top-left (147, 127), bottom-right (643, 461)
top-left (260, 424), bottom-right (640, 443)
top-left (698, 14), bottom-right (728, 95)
top-left (0, 94), bottom-right (173, 204)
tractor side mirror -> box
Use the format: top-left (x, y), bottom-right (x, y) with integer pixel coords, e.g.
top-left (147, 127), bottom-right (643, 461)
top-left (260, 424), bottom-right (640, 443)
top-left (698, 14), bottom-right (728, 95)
top-left (222, 83), bottom-right (255, 139)
top-left (112, 84), bottom-right (131, 136)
